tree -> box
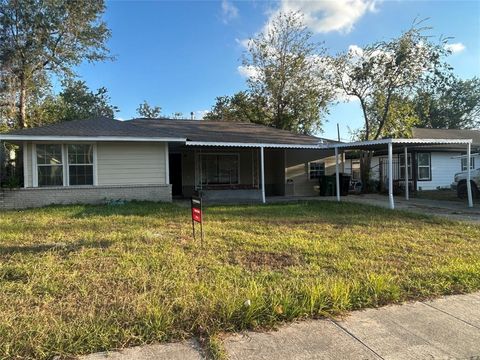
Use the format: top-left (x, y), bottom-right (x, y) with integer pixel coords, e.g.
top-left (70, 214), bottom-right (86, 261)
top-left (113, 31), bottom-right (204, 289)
top-left (204, 91), bottom-right (267, 124)
top-left (136, 100), bottom-right (162, 118)
top-left (242, 11), bottom-right (332, 134)
top-left (414, 76), bottom-right (480, 129)
top-left (330, 21), bottom-right (451, 188)
top-left (27, 80), bottom-right (118, 127)
top-left (0, 0), bottom-right (111, 128)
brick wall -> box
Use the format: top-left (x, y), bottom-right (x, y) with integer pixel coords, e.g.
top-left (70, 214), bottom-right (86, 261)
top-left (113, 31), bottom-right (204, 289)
top-left (0, 184), bottom-right (172, 210)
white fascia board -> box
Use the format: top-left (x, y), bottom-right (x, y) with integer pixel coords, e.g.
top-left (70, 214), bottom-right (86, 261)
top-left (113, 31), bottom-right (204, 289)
top-left (185, 141), bottom-right (326, 149)
top-left (0, 135), bottom-right (187, 142)
top-left (328, 138), bottom-right (473, 149)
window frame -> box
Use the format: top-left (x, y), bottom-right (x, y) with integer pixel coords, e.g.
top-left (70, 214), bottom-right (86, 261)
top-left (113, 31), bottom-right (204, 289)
top-left (398, 153), bottom-right (413, 181)
top-left (416, 152), bottom-right (432, 181)
top-left (32, 142), bottom-right (98, 187)
top-left (196, 152), bottom-right (241, 187)
top-left (35, 143), bottom-right (64, 187)
top-left (308, 161), bottom-right (325, 180)
top-left (461, 156), bottom-right (475, 171)
top-left (66, 144), bottom-right (96, 186)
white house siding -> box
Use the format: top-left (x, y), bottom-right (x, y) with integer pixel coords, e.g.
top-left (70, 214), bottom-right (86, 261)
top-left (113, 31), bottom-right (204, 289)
top-left (23, 142), bottom-right (33, 187)
top-left (418, 152), bottom-right (462, 190)
top-left (96, 142), bottom-right (166, 186)
top-left (285, 149), bottom-right (337, 196)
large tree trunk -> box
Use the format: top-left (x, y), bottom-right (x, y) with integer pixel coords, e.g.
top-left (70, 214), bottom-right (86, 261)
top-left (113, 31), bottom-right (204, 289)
top-left (360, 150), bottom-right (374, 192)
top-left (18, 75), bottom-right (27, 128)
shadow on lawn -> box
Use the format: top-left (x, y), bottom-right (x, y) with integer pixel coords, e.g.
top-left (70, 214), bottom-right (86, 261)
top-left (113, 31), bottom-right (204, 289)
top-left (0, 239), bottom-right (113, 256)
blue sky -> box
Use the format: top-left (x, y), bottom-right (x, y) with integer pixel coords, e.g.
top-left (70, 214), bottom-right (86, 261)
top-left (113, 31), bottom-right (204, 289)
top-left (76, 0), bottom-right (480, 140)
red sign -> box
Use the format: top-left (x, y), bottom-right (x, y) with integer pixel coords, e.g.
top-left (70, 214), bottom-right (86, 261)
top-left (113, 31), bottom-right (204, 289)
top-left (192, 207), bottom-right (202, 223)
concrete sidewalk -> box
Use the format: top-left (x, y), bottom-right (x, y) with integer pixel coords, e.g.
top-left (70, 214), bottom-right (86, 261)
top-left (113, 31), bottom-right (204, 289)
top-left (82, 291), bottom-right (480, 360)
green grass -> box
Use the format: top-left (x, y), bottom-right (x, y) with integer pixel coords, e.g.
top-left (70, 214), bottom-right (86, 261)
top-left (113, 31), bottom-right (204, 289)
top-left (1, 200), bottom-right (480, 359)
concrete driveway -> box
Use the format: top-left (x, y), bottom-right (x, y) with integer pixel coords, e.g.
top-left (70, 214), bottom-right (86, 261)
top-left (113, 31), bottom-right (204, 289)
top-left (342, 194), bottom-right (480, 224)
top-left (83, 292), bottom-right (480, 360)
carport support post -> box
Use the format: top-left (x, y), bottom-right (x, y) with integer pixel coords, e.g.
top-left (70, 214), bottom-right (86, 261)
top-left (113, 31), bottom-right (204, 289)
top-left (260, 146), bottom-right (265, 204)
top-left (335, 146), bottom-right (340, 201)
top-left (467, 142), bottom-right (473, 208)
top-left (388, 142), bottom-right (394, 210)
top-left (404, 146), bottom-right (409, 201)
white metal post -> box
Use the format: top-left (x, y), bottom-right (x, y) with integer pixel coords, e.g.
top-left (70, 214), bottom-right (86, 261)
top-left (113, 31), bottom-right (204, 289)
top-left (388, 142), bottom-right (394, 210)
top-left (404, 146), bottom-right (409, 201)
top-left (260, 146), bottom-right (265, 204)
top-left (335, 146), bottom-right (340, 201)
top-left (467, 142), bottom-right (473, 208)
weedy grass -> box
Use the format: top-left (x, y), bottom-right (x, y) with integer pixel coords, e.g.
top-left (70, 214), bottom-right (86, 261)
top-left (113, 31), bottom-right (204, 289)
top-left (1, 200), bottom-right (480, 359)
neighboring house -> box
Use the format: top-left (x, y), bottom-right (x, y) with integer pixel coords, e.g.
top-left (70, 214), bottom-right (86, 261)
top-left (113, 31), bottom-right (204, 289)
top-left (344, 128), bottom-right (480, 191)
top-left (0, 117), bottom-right (339, 210)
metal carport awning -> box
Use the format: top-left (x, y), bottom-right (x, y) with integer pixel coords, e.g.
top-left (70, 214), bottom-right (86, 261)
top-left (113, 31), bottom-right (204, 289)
top-left (326, 138), bottom-right (474, 209)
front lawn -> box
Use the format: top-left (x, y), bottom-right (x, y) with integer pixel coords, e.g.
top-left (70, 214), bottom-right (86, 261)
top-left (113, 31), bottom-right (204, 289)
top-left (1, 201), bottom-right (479, 359)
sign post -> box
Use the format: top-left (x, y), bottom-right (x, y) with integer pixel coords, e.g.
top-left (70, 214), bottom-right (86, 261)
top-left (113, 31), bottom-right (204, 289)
top-left (191, 195), bottom-right (203, 244)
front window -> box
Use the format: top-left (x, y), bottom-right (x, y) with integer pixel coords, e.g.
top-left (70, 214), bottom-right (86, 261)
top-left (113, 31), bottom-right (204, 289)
top-left (36, 144), bottom-right (63, 187)
top-left (68, 144), bottom-right (94, 185)
top-left (309, 161), bottom-right (325, 180)
top-left (200, 154), bottom-right (239, 185)
top-left (417, 153), bottom-right (431, 181)
top-left (399, 154), bottom-right (412, 180)
top-left (461, 157), bottom-right (475, 171)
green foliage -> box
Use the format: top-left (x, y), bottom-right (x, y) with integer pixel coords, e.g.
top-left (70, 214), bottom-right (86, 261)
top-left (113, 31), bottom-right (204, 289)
top-left (27, 80), bottom-right (118, 126)
top-left (414, 76), bottom-right (480, 129)
top-left (0, 0), bottom-right (112, 128)
top-left (136, 100), bottom-right (162, 118)
top-left (204, 91), bottom-right (268, 124)
top-left (234, 12), bottom-right (332, 134)
top-left (0, 201), bottom-right (479, 358)
top-left (331, 21), bottom-right (451, 141)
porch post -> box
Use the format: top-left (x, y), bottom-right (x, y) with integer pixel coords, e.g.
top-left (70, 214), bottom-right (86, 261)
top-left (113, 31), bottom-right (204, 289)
top-left (404, 146), bottom-right (409, 201)
top-left (388, 142), bottom-right (394, 210)
top-left (335, 146), bottom-right (340, 201)
top-left (467, 142), bottom-right (473, 208)
top-left (260, 146), bottom-right (265, 204)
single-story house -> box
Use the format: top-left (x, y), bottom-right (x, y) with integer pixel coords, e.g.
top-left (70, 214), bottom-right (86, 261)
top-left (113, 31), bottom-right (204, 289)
top-left (0, 117), bottom-right (340, 210)
top-left (344, 128), bottom-right (480, 191)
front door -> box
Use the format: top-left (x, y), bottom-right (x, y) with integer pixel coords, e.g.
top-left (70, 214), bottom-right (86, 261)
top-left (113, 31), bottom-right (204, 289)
top-left (169, 153), bottom-right (182, 197)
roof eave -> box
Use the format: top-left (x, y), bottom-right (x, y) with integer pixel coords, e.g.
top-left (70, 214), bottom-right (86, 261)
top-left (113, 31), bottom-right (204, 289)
top-left (0, 135), bottom-right (187, 142)
top-left (185, 141), bottom-right (328, 149)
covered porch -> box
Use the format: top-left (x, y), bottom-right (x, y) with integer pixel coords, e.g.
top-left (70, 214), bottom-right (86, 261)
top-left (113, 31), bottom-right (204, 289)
top-left (329, 138), bottom-right (475, 209)
top-left (167, 142), bottom-right (337, 203)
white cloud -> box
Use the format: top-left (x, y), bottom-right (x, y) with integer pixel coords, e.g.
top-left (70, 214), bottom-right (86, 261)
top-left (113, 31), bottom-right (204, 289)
top-left (194, 110), bottom-right (209, 120)
top-left (273, 0), bottom-right (379, 34)
top-left (237, 65), bottom-right (260, 79)
top-left (221, 0), bottom-right (239, 24)
top-left (235, 37), bottom-right (251, 49)
top-left (348, 44), bottom-right (363, 56)
top-left (444, 42), bottom-right (465, 54)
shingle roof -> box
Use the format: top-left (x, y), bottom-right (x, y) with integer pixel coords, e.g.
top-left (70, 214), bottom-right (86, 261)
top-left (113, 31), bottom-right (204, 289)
top-left (129, 118), bottom-right (326, 145)
top-left (0, 117), bottom-right (330, 146)
top-left (3, 117), bottom-right (180, 138)
top-left (413, 128), bottom-right (480, 145)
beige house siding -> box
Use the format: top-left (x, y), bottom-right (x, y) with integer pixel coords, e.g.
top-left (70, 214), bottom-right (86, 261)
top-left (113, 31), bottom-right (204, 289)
top-left (285, 149), bottom-right (338, 196)
top-left (96, 142), bottom-right (166, 186)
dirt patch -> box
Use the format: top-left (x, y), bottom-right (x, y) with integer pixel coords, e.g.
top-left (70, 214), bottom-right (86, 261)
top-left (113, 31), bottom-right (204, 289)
top-left (229, 250), bottom-right (301, 271)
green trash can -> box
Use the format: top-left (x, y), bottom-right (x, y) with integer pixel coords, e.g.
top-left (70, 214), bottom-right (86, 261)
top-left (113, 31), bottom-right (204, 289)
top-left (319, 175), bottom-right (336, 196)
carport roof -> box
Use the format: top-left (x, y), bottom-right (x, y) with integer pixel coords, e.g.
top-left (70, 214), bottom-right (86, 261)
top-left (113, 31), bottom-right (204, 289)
top-left (327, 138), bottom-right (473, 151)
